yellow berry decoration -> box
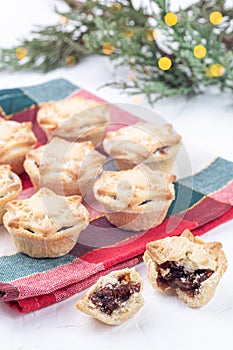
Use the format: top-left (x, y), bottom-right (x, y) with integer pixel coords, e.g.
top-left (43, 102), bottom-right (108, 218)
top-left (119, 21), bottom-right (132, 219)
top-left (15, 47), bottom-right (28, 60)
top-left (145, 28), bottom-right (158, 41)
top-left (102, 42), bottom-right (115, 55)
top-left (164, 13), bottom-right (178, 26)
top-left (210, 64), bottom-right (225, 77)
top-left (65, 55), bottom-right (76, 66)
top-left (193, 45), bottom-right (207, 59)
top-left (158, 57), bottom-right (172, 71)
top-left (209, 11), bottom-right (223, 25)
top-left (205, 64), bottom-right (225, 77)
top-left (109, 3), bottom-right (122, 11)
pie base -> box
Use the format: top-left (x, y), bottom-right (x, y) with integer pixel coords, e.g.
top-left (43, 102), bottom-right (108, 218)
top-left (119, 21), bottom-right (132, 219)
top-left (3, 222), bottom-right (84, 258)
top-left (114, 144), bottom-right (179, 173)
top-left (2, 188), bottom-right (89, 258)
top-left (105, 200), bottom-right (172, 231)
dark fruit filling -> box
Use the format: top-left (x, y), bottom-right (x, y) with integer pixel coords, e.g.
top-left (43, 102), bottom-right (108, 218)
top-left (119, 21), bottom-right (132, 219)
top-left (154, 147), bottom-right (169, 156)
top-left (25, 228), bottom-right (35, 233)
top-left (157, 261), bottom-right (214, 297)
top-left (25, 226), bottom-right (73, 234)
top-left (34, 160), bottom-right (40, 168)
top-left (90, 275), bottom-right (140, 315)
top-left (139, 200), bottom-right (152, 206)
top-left (56, 226), bottom-right (73, 232)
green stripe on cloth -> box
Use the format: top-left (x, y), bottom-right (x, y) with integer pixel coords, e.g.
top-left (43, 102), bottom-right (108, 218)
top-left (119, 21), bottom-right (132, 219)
top-left (167, 182), bottom-right (204, 216)
top-left (0, 89), bottom-right (35, 115)
top-left (21, 79), bottom-right (78, 103)
top-left (179, 157), bottom-right (233, 195)
top-left (0, 253), bottom-right (76, 283)
top-left (0, 79), bottom-right (78, 116)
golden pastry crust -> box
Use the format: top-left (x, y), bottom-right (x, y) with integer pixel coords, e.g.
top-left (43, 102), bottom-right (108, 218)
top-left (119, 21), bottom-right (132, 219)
top-left (103, 122), bottom-right (181, 172)
top-left (143, 229), bottom-right (228, 307)
top-left (76, 268), bottom-right (144, 325)
top-left (0, 165), bottom-right (22, 224)
top-left (0, 119), bottom-right (37, 174)
top-left (3, 187), bottom-right (89, 258)
top-left (24, 137), bottom-right (106, 196)
top-left (36, 96), bottom-right (110, 145)
top-left (93, 164), bottom-right (176, 231)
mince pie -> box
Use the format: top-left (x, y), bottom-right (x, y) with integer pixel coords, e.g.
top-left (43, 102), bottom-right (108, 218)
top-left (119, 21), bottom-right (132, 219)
top-left (3, 187), bottom-right (89, 258)
top-left (37, 96), bottom-right (110, 145)
top-left (76, 268), bottom-right (144, 325)
top-left (24, 137), bottom-right (106, 196)
top-left (0, 118), bottom-right (37, 174)
top-left (103, 122), bottom-right (181, 172)
top-left (143, 229), bottom-right (227, 307)
top-left (93, 164), bottom-right (176, 231)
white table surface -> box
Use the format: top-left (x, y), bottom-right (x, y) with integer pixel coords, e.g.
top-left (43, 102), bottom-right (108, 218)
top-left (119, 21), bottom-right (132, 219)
top-left (0, 1), bottom-right (233, 349)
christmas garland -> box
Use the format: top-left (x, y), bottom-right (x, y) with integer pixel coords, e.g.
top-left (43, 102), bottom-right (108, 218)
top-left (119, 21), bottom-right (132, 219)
top-left (0, 0), bottom-right (232, 102)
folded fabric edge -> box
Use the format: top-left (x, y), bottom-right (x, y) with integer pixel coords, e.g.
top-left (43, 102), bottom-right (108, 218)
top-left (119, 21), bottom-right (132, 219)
top-left (2, 208), bottom-right (233, 313)
top-left (0, 218), bottom-right (195, 303)
top-left (5, 256), bottom-right (141, 313)
top-left (0, 282), bottom-right (19, 301)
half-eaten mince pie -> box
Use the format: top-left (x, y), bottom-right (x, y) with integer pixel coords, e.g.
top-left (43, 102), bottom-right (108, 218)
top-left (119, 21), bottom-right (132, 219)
top-left (103, 122), bottom-right (181, 172)
top-left (0, 118), bottom-right (37, 174)
top-left (76, 268), bottom-right (144, 325)
top-left (0, 165), bottom-right (22, 224)
top-left (143, 229), bottom-right (227, 307)
top-left (93, 164), bottom-right (176, 231)
top-left (3, 188), bottom-right (89, 258)
top-left (36, 96), bottom-right (110, 146)
top-left (24, 137), bottom-right (106, 196)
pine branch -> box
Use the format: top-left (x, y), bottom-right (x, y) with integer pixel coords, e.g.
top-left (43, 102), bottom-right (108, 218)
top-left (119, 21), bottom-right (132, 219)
top-left (0, 0), bottom-right (232, 102)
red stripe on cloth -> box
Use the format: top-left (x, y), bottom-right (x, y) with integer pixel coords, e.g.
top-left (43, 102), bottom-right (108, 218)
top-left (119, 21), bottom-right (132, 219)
top-left (176, 197), bottom-right (231, 226)
top-left (192, 206), bottom-right (233, 236)
top-left (5, 294), bottom-right (56, 313)
top-left (3, 218), bottom-right (195, 303)
top-left (82, 217), bottom-right (198, 268)
top-left (11, 260), bottom-right (105, 301)
top-left (5, 206), bottom-right (233, 313)
top-left (74, 89), bottom-right (140, 132)
top-left (19, 172), bottom-right (33, 191)
top-left (209, 180), bottom-right (233, 205)
top-left (71, 89), bottom-right (106, 103)
top-left (11, 106), bottom-right (47, 144)
top-left (6, 256), bottom-right (140, 313)
top-left (18, 186), bottom-right (36, 199)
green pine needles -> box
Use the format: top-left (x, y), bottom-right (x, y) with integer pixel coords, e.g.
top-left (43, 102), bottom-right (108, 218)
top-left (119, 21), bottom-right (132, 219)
top-left (0, 0), bottom-right (232, 102)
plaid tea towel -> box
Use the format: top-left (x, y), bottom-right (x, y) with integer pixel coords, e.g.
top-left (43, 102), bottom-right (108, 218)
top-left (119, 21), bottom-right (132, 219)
top-left (0, 79), bottom-right (232, 313)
